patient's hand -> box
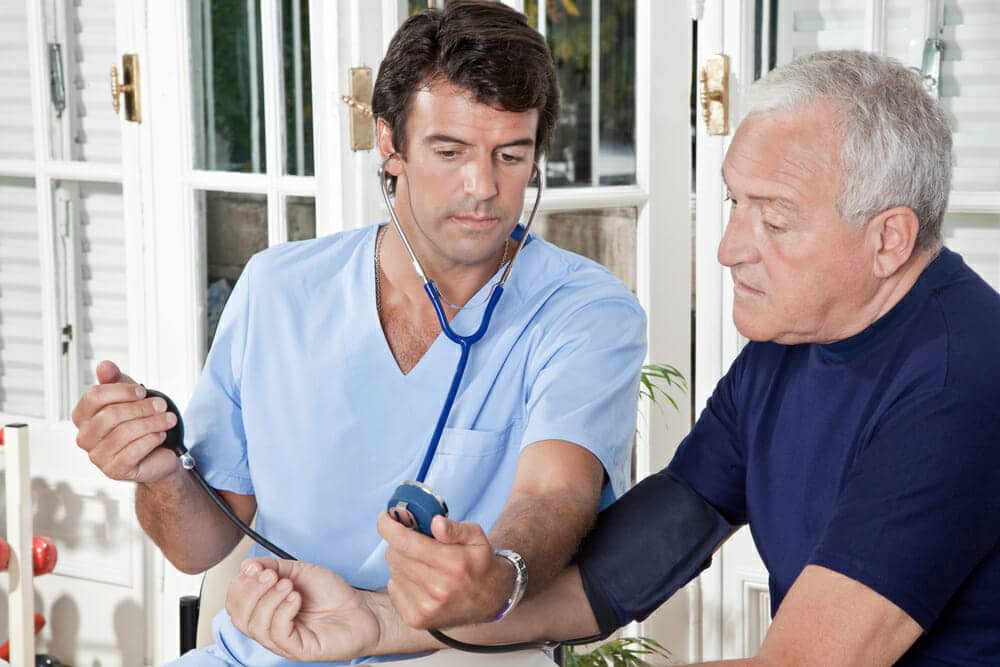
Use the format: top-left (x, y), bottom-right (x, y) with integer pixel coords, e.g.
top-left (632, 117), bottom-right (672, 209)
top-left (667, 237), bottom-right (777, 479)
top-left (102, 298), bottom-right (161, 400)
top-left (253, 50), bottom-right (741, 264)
top-left (226, 558), bottom-right (381, 661)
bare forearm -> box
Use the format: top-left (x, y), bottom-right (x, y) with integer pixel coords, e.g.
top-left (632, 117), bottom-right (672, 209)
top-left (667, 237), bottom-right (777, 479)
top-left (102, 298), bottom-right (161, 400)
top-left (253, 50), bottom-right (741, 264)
top-left (371, 566), bottom-right (599, 656)
top-left (489, 488), bottom-right (599, 597)
top-left (135, 468), bottom-right (245, 573)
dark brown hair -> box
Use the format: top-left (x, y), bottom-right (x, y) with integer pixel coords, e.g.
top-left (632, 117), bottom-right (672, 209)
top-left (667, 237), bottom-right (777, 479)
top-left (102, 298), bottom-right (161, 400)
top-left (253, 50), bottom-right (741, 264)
top-left (372, 0), bottom-right (559, 161)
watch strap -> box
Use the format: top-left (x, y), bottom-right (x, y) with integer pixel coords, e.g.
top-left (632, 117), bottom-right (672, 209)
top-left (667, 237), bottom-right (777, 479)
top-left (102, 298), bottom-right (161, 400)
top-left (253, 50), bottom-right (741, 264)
top-left (492, 548), bottom-right (528, 622)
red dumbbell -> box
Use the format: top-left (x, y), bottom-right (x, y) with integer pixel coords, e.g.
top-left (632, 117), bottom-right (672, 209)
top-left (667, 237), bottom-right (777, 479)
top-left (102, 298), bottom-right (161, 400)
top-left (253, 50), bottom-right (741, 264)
top-left (0, 537), bottom-right (8, 572)
top-left (32, 536), bottom-right (58, 576)
top-left (0, 612), bottom-right (46, 661)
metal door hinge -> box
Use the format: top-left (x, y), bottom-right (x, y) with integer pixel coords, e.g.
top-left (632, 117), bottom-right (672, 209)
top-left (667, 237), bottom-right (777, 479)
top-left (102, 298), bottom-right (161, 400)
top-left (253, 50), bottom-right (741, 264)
top-left (340, 67), bottom-right (374, 151)
top-left (48, 43), bottom-right (66, 118)
top-left (915, 38), bottom-right (944, 98)
top-left (111, 53), bottom-right (141, 122)
top-left (699, 54), bottom-right (730, 136)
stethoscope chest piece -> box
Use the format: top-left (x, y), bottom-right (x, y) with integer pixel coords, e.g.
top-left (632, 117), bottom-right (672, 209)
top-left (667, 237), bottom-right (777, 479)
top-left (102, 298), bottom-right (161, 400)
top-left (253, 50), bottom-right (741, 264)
top-left (387, 480), bottom-right (449, 537)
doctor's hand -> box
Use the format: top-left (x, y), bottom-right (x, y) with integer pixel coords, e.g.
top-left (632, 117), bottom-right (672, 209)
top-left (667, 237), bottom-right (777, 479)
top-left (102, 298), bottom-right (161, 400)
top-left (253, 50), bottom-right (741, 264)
top-left (378, 511), bottom-right (516, 629)
top-left (72, 360), bottom-right (180, 484)
top-left (227, 557), bottom-right (383, 662)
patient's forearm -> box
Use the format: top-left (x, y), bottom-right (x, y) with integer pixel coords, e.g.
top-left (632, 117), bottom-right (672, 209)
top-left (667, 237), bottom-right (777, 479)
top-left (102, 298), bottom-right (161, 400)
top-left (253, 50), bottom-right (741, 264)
top-left (370, 566), bottom-right (599, 655)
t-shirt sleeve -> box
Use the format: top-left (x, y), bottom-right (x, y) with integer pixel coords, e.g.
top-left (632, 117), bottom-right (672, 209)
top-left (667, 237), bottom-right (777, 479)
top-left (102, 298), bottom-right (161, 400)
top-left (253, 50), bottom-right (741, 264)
top-left (809, 389), bottom-right (1000, 630)
top-left (667, 351), bottom-right (749, 525)
top-left (519, 293), bottom-right (646, 502)
top-left (183, 257), bottom-right (256, 495)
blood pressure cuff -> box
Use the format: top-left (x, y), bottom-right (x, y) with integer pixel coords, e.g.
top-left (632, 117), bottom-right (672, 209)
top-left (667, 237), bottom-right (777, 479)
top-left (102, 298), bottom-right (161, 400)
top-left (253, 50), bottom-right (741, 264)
top-left (576, 469), bottom-right (733, 635)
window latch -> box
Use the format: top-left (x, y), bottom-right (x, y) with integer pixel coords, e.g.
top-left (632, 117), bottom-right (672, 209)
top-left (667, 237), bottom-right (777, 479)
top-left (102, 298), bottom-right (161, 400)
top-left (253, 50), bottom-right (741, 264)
top-left (61, 324), bottom-right (73, 354)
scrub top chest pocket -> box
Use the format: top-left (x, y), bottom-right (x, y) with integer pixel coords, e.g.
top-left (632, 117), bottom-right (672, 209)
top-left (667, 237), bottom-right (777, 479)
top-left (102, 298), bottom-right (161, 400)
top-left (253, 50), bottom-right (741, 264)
top-left (423, 421), bottom-right (522, 522)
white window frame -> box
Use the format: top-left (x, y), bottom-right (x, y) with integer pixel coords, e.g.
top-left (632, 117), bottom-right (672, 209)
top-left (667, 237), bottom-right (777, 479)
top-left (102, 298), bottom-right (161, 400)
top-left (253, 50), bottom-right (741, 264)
top-left (0, 0), bottom-right (149, 424)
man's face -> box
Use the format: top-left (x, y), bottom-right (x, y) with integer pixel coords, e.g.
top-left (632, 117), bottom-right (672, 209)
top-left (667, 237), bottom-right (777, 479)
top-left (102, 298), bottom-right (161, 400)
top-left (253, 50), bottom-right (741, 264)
top-left (720, 102), bottom-right (878, 344)
top-left (382, 81), bottom-right (538, 273)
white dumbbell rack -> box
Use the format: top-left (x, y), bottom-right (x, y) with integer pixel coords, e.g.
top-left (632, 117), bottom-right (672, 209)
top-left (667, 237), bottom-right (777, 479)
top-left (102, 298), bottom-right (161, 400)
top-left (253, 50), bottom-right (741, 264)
top-left (3, 423), bottom-right (36, 666)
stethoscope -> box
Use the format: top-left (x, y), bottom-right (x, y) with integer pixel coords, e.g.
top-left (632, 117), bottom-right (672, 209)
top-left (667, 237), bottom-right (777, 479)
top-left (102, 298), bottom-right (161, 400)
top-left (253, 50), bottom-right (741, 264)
top-left (153, 154), bottom-right (600, 652)
top-left (378, 151), bottom-right (540, 535)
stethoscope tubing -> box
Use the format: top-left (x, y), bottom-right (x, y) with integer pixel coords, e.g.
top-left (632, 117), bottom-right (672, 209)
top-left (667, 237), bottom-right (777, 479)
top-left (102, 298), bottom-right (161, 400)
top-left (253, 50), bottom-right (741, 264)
top-left (378, 154), bottom-right (541, 484)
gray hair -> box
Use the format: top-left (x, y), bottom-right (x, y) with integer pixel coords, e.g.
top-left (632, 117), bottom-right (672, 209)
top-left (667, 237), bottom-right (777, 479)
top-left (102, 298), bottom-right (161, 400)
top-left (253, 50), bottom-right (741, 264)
top-left (745, 50), bottom-right (952, 251)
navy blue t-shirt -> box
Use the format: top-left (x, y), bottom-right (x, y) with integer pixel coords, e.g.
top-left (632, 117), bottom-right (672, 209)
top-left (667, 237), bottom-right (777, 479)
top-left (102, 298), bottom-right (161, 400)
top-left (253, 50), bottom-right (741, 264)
top-left (667, 249), bottom-right (1000, 665)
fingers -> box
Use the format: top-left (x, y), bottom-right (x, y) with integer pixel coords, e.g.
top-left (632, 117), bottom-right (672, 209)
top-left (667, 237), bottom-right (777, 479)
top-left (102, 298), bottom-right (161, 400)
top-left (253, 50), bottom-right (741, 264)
top-left (79, 395), bottom-right (173, 448)
top-left (431, 516), bottom-right (488, 546)
top-left (95, 360), bottom-right (121, 384)
top-left (72, 380), bottom-right (145, 428)
top-left (228, 560), bottom-right (302, 656)
top-left (384, 558), bottom-right (443, 629)
top-left (76, 390), bottom-right (179, 482)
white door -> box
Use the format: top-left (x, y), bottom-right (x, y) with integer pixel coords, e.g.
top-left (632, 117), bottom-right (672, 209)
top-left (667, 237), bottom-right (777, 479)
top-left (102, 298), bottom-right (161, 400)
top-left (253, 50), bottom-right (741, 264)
top-left (694, 0), bottom-right (1000, 660)
top-left (0, 0), bottom-right (158, 665)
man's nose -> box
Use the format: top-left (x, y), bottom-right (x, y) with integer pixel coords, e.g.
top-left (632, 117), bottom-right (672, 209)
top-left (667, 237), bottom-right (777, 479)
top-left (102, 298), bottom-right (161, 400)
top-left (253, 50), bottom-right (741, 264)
top-left (717, 203), bottom-right (759, 267)
top-left (462, 157), bottom-right (498, 201)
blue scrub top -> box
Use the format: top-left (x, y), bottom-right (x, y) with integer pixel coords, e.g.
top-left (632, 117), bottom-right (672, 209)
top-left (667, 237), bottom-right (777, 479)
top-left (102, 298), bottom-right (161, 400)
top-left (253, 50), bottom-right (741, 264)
top-left (179, 223), bottom-right (646, 666)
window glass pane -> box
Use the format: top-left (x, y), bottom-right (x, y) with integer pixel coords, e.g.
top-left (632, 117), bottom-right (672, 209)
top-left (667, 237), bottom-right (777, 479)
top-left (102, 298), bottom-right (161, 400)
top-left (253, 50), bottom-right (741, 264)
top-left (408, 1), bottom-right (430, 16)
top-left (941, 0), bottom-right (1000, 191)
top-left (287, 195), bottom-right (316, 241)
top-left (527, 0), bottom-right (636, 188)
top-left (61, 1), bottom-right (122, 163)
top-left (191, 0), bottom-right (266, 173)
top-left (596, 1), bottom-right (636, 185)
top-left (202, 191), bottom-right (267, 349)
top-left (532, 207), bottom-right (637, 291)
top-left (943, 212), bottom-right (1000, 291)
top-left (69, 182), bottom-right (129, 395)
top-left (536, 0), bottom-right (593, 187)
top-left (282, 0), bottom-right (314, 176)
top-left (772, 0), bottom-right (868, 65)
top-left (0, 4), bottom-right (34, 160)
top-left (0, 177), bottom-right (44, 417)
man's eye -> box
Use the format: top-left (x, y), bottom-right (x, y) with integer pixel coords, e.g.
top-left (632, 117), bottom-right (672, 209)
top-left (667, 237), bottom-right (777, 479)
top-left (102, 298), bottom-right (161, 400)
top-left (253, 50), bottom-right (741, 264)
top-left (436, 150), bottom-right (459, 159)
top-left (763, 221), bottom-right (785, 233)
top-left (498, 152), bottom-right (524, 163)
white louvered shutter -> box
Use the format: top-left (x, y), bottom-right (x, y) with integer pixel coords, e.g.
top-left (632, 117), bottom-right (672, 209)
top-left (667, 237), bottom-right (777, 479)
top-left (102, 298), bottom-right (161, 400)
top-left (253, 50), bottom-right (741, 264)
top-left (776, 0), bottom-right (868, 62)
top-left (68, 0), bottom-right (122, 163)
top-left (940, 1), bottom-right (1000, 193)
top-left (0, 3), bottom-right (34, 160)
top-left (73, 183), bottom-right (129, 391)
top-left (776, 1), bottom-right (924, 66)
top-left (0, 180), bottom-right (45, 417)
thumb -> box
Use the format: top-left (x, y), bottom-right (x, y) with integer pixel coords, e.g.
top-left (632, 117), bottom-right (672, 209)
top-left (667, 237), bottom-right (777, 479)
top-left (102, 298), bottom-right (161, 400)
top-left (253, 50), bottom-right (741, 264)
top-left (431, 517), bottom-right (487, 546)
top-left (95, 360), bottom-right (137, 386)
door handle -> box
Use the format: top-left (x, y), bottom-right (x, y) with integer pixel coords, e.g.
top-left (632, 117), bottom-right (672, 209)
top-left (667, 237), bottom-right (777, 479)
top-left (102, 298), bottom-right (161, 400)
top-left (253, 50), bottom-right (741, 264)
top-left (699, 54), bottom-right (729, 136)
top-left (340, 67), bottom-right (374, 151)
top-left (110, 54), bottom-right (141, 123)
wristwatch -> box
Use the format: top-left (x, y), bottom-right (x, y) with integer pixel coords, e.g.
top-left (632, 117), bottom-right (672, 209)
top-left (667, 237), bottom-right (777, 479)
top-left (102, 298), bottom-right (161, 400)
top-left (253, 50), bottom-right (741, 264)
top-left (492, 549), bottom-right (528, 622)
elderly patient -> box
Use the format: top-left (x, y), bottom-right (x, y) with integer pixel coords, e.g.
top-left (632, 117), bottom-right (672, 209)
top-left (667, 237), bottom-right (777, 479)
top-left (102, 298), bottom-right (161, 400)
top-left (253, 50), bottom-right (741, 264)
top-left (226, 50), bottom-right (1000, 667)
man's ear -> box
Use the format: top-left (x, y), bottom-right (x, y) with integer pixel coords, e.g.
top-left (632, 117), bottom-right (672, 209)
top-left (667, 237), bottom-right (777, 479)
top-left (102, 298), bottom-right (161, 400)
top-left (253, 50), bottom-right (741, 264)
top-left (867, 206), bottom-right (919, 278)
top-left (376, 119), bottom-right (403, 176)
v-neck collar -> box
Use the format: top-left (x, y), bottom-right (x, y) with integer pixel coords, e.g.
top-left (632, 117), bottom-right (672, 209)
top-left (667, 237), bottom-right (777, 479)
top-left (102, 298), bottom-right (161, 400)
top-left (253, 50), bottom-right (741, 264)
top-left (368, 223), bottom-right (534, 379)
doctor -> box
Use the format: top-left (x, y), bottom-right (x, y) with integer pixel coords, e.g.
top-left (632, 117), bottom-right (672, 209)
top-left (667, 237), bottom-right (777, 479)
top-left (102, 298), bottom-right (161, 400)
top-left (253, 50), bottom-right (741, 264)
top-left (70, 1), bottom-right (645, 665)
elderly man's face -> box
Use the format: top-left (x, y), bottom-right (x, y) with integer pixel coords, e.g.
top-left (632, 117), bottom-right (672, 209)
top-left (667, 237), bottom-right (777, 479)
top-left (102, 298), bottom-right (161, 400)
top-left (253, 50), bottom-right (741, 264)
top-left (719, 102), bottom-right (878, 344)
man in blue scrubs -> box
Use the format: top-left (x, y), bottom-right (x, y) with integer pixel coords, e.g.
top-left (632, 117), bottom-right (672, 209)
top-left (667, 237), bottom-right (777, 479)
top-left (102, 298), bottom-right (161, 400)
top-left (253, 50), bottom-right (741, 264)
top-left (70, 2), bottom-right (645, 665)
top-left (226, 51), bottom-right (1000, 666)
